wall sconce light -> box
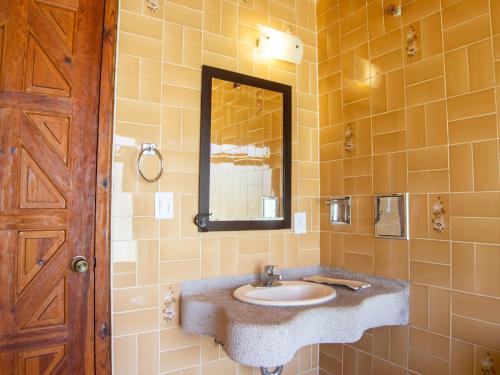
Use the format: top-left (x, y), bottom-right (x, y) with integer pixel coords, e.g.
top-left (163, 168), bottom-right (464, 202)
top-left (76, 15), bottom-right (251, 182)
top-left (255, 24), bottom-right (304, 64)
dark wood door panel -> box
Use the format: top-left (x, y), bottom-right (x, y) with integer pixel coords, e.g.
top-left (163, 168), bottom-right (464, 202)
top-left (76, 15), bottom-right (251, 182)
top-left (0, 0), bottom-right (105, 373)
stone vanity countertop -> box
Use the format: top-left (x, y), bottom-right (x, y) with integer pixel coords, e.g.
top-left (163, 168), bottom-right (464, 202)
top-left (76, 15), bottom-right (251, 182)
top-left (180, 266), bottom-right (409, 368)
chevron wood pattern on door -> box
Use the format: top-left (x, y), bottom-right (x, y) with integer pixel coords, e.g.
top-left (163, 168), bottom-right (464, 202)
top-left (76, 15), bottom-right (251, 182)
top-left (16, 345), bottom-right (65, 375)
top-left (19, 149), bottom-right (66, 209)
top-left (25, 112), bottom-right (70, 163)
top-left (22, 278), bottom-right (66, 330)
top-left (0, 0), bottom-right (105, 373)
top-left (25, 33), bottom-right (71, 97)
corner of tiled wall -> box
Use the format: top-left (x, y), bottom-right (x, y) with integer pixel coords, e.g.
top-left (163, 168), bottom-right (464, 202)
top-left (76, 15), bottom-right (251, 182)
top-left (316, 0), bottom-right (500, 374)
top-left (112, 0), bottom-right (322, 373)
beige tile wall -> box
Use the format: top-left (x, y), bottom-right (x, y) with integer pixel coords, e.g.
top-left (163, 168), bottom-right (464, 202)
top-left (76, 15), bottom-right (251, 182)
top-left (317, 0), bottom-right (500, 374)
top-left (111, 0), bottom-right (320, 373)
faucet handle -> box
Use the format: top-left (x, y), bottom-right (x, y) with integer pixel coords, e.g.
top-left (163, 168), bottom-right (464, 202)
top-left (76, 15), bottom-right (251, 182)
top-left (264, 265), bottom-right (278, 275)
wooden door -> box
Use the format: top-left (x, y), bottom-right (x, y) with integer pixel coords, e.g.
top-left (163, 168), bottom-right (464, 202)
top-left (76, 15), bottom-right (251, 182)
top-left (0, 0), bottom-right (106, 373)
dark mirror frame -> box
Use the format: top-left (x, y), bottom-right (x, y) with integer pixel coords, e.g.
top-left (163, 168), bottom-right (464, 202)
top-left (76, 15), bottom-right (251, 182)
top-left (196, 65), bottom-right (292, 232)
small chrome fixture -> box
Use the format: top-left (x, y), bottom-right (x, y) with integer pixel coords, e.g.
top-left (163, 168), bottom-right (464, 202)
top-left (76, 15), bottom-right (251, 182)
top-left (137, 143), bottom-right (164, 183)
top-left (70, 255), bottom-right (88, 273)
top-left (387, 4), bottom-right (401, 16)
top-left (261, 265), bottom-right (282, 287)
top-left (260, 366), bottom-right (283, 375)
top-left (374, 193), bottom-right (409, 240)
top-left (326, 196), bottom-right (351, 225)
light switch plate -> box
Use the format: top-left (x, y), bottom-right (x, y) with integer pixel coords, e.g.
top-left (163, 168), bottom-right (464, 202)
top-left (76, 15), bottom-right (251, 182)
top-left (294, 212), bottom-right (306, 234)
top-left (155, 192), bottom-right (173, 219)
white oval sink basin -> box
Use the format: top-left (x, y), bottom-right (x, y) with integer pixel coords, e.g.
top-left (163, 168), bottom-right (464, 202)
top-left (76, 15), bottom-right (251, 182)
top-left (233, 281), bottom-right (336, 307)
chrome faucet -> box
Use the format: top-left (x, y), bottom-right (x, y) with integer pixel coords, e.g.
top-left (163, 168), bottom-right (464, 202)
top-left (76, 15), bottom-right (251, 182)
top-left (262, 265), bottom-right (282, 287)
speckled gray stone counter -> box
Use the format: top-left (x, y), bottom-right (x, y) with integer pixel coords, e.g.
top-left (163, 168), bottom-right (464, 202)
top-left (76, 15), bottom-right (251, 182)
top-left (181, 266), bottom-right (409, 368)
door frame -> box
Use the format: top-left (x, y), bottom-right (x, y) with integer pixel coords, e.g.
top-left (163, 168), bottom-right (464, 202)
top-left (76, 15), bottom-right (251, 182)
top-left (94, 0), bottom-right (118, 373)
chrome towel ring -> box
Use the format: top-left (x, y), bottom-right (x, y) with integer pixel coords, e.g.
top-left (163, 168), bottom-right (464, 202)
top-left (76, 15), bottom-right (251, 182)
top-left (137, 143), bottom-right (164, 183)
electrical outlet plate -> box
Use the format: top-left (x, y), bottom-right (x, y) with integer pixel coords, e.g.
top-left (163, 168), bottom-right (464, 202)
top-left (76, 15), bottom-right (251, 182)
top-left (155, 192), bottom-right (174, 219)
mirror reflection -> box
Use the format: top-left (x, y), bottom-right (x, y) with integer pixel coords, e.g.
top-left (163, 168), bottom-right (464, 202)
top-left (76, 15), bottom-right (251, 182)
top-left (209, 78), bottom-right (284, 221)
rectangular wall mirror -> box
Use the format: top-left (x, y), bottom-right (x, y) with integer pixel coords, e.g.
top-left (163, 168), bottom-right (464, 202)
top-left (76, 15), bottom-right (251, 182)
top-left (196, 65), bottom-right (292, 232)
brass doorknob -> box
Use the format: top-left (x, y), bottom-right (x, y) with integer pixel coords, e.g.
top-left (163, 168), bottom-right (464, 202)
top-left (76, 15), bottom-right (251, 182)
top-left (71, 256), bottom-right (89, 273)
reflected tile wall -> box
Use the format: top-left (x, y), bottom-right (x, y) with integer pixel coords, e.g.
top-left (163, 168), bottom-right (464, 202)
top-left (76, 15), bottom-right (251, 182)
top-left (112, 0), bottom-right (320, 374)
top-left (317, 0), bottom-right (500, 374)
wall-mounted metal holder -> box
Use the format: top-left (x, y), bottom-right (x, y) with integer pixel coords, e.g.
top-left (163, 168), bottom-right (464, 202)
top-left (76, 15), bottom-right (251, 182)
top-left (374, 193), bottom-right (409, 240)
top-left (325, 196), bottom-right (351, 225)
top-left (137, 143), bottom-right (164, 183)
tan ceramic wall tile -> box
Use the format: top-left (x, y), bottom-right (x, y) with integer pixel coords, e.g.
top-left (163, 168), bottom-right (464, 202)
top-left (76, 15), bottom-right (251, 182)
top-left (468, 39), bottom-right (495, 91)
top-left (369, 29), bottom-right (402, 58)
top-left (160, 327), bottom-right (199, 351)
top-left (410, 239), bottom-right (449, 264)
top-left (113, 285), bottom-right (159, 312)
top-left (428, 286), bottom-right (450, 335)
top-left (402, 0), bottom-right (440, 25)
top-left (160, 260), bottom-right (200, 283)
top-left (405, 54), bottom-right (444, 86)
top-left (410, 283), bottom-right (428, 329)
top-left (442, 0), bottom-right (489, 28)
top-left (116, 54), bottom-right (140, 99)
top-left (452, 291), bottom-right (500, 325)
top-left (160, 238), bottom-right (200, 261)
top-left (445, 47), bottom-right (469, 96)
top-left (121, 0), bottom-right (141, 13)
top-left (448, 114), bottom-right (497, 144)
top-left (374, 239), bottom-right (409, 279)
top-left (114, 335), bottom-right (137, 375)
top-left (425, 100), bottom-right (448, 146)
top-left (476, 244), bottom-right (500, 297)
top-left (120, 11), bottom-right (163, 39)
top-left (451, 241), bottom-right (474, 293)
top-left (138, 331), bottom-right (159, 374)
top-left (405, 77), bottom-right (445, 107)
top-left (372, 109), bottom-right (405, 135)
top-left (449, 143), bottom-right (473, 192)
top-left (116, 99), bottom-right (161, 125)
top-left (443, 14), bottom-right (491, 51)
top-left (372, 130), bottom-right (406, 154)
top-left (164, 2), bottom-right (202, 29)
top-left (160, 345), bottom-right (201, 372)
top-left (450, 338), bottom-right (474, 375)
top-left (408, 348), bottom-right (449, 375)
top-left (420, 12), bottom-right (443, 58)
top-left (113, 308), bottom-right (159, 336)
top-left (409, 327), bottom-right (449, 360)
top-left (450, 192), bottom-right (500, 218)
top-left (408, 170), bottom-right (449, 193)
top-left (407, 146), bottom-right (448, 172)
top-left (452, 315), bottom-right (500, 351)
top-left (389, 326), bottom-right (408, 366)
top-left (410, 261), bottom-right (450, 288)
top-left (451, 217), bottom-right (500, 243)
top-left (473, 140), bottom-right (500, 191)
